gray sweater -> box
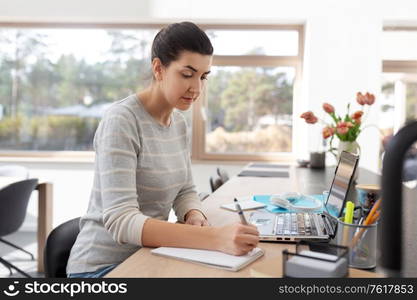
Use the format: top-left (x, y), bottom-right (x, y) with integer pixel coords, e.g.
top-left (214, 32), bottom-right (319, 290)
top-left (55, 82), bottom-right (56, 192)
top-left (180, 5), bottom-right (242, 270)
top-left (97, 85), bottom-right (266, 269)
top-left (67, 94), bottom-right (203, 274)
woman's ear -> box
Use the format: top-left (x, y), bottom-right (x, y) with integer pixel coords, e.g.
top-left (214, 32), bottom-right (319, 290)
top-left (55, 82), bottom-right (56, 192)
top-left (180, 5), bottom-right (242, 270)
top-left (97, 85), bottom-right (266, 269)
top-left (152, 58), bottom-right (163, 81)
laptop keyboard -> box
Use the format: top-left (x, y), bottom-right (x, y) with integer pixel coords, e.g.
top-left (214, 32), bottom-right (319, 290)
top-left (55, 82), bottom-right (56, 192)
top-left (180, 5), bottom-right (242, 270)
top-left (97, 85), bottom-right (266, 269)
top-left (275, 213), bottom-right (319, 236)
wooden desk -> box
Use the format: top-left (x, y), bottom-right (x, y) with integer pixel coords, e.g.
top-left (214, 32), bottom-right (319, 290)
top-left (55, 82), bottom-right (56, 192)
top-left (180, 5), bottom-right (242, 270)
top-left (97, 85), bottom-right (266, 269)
top-left (0, 177), bottom-right (53, 273)
top-left (106, 166), bottom-right (381, 278)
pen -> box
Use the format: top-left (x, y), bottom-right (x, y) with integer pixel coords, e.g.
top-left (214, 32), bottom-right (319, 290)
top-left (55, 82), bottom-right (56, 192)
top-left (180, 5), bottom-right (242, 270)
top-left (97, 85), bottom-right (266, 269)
top-left (354, 217), bottom-right (364, 235)
top-left (350, 198), bottom-right (381, 248)
top-left (234, 198), bottom-right (248, 225)
top-left (363, 198), bottom-right (381, 226)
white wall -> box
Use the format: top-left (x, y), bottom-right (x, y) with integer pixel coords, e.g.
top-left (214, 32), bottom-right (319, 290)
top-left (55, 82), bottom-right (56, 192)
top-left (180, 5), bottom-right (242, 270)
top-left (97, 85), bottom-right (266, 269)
top-left (0, 0), bottom-right (152, 22)
top-left (302, 15), bottom-right (382, 170)
top-left (2, 0), bottom-right (417, 171)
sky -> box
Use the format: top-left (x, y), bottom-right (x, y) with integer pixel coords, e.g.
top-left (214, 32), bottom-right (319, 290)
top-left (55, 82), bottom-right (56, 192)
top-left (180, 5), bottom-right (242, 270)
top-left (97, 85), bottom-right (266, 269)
top-left (43, 29), bottom-right (112, 63)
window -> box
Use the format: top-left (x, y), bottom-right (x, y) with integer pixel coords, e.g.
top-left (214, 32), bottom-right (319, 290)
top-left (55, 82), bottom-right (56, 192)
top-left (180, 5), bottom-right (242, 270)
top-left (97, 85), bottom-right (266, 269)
top-left (0, 26), bottom-right (158, 152)
top-left (381, 28), bottom-right (417, 165)
top-left (381, 28), bottom-right (417, 136)
top-left (192, 25), bottom-right (303, 161)
top-left (0, 23), bottom-right (303, 162)
top-left (205, 66), bottom-right (295, 154)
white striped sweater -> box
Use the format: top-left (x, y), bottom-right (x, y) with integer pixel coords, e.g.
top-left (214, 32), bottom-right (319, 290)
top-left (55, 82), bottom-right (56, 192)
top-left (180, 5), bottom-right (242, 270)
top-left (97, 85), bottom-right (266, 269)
top-left (67, 94), bottom-right (203, 274)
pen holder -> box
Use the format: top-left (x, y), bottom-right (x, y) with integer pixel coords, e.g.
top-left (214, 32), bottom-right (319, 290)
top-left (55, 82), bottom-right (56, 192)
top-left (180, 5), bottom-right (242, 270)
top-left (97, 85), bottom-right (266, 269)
top-left (336, 219), bottom-right (378, 269)
top-left (282, 241), bottom-right (349, 277)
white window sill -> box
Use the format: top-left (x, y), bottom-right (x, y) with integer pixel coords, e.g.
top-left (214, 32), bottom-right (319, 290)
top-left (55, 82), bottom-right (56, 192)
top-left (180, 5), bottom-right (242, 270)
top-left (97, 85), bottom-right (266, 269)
top-left (0, 151), bottom-right (95, 164)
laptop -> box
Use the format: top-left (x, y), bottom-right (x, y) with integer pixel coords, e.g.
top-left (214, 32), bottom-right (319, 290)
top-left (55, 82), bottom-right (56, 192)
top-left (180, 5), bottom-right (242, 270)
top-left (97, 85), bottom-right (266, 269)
top-left (249, 151), bottom-right (359, 242)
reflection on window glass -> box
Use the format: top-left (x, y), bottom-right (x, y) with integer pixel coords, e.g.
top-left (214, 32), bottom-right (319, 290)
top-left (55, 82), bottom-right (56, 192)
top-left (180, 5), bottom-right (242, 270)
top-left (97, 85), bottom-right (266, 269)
top-left (380, 74), bottom-right (397, 139)
top-left (0, 28), bottom-right (156, 151)
top-left (206, 30), bottom-right (298, 56)
top-left (205, 66), bottom-right (295, 154)
top-left (380, 73), bottom-right (417, 168)
top-left (326, 154), bottom-right (356, 217)
top-left (405, 82), bottom-right (417, 122)
top-left (381, 73), bottom-right (417, 133)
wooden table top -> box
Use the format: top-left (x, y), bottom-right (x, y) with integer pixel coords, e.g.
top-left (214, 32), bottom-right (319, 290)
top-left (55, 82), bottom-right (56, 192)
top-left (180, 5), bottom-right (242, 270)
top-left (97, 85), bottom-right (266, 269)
top-left (107, 165), bottom-right (383, 278)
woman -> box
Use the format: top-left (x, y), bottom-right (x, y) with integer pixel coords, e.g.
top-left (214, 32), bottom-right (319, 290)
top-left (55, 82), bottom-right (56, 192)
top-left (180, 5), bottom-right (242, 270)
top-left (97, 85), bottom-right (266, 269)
top-left (67, 22), bottom-right (259, 278)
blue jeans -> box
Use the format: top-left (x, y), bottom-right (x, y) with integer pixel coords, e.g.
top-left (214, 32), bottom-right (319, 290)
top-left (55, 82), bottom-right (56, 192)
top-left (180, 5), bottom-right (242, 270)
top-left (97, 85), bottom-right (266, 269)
top-left (68, 264), bottom-right (118, 278)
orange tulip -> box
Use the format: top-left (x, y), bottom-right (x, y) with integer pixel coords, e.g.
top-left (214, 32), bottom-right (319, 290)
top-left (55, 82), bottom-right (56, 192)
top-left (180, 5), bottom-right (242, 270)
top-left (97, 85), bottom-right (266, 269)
top-left (351, 110), bottom-right (363, 119)
top-left (323, 103), bottom-right (335, 114)
top-left (306, 116), bottom-right (318, 124)
top-left (322, 126), bottom-right (335, 139)
top-left (356, 92), bottom-right (366, 105)
top-left (365, 92), bottom-right (375, 105)
top-left (300, 111), bottom-right (318, 124)
top-left (337, 127), bottom-right (349, 135)
top-left (336, 121), bottom-right (349, 135)
top-left (300, 111), bottom-right (314, 119)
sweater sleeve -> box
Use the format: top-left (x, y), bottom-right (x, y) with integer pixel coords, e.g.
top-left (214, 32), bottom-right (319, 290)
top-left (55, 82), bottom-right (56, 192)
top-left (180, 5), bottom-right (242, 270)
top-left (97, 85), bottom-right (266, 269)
top-left (172, 127), bottom-right (205, 222)
top-left (96, 111), bottom-right (149, 246)
top-left (172, 159), bottom-right (205, 222)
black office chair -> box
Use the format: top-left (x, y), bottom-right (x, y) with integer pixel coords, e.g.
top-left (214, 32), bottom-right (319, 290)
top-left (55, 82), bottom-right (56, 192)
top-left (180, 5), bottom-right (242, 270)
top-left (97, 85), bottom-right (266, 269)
top-left (0, 178), bottom-right (39, 278)
top-left (44, 217), bottom-right (80, 278)
top-left (209, 175), bottom-right (224, 193)
top-left (216, 167), bottom-right (230, 183)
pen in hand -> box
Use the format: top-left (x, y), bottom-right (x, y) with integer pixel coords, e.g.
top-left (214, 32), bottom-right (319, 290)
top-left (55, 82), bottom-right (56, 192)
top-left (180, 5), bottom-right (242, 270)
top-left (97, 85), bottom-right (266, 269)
top-left (234, 198), bottom-right (248, 225)
top-left (234, 198), bottom-right (258, 255)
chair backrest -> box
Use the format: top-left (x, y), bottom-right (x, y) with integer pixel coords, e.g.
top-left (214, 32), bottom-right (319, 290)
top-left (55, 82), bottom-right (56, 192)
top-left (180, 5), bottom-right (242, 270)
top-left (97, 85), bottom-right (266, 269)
top-left (44, 217), bottom-right (80, 278)
top-left (0, 178), bottom-right (39, 237)
top-left (209, 175), bottom-right (223, 193)
top-left (216, 167), bottom-right (230, 183)
top-left (0, 165), bottom-right (29, 179)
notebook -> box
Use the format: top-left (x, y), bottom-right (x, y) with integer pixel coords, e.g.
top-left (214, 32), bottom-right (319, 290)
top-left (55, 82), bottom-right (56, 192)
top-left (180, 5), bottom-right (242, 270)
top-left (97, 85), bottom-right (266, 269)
top-left (220, 196), bottom-right (267, 211)
top-left (238, 163), bottom-right (290, 178)
top-left (151, 247), bottom-right (264, 272)
top-left (238, 170), bottom-right (289, 178)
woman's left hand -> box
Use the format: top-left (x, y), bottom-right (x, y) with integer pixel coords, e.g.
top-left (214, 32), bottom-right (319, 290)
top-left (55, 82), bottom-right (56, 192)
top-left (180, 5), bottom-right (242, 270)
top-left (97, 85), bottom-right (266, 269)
top-left (184, 210), bottom-right (210, 226)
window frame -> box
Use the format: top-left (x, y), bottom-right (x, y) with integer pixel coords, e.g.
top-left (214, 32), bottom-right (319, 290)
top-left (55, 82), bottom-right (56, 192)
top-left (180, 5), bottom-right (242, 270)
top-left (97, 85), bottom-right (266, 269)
top-left (382, 25), bottom-right (417, 73)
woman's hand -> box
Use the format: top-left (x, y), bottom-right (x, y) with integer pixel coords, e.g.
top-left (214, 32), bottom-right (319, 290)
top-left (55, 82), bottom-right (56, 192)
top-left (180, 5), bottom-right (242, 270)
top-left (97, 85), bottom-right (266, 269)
top-left (184, 209), bottom-right (210, 226)
top-left (214, 223), bottom-right (260, 256)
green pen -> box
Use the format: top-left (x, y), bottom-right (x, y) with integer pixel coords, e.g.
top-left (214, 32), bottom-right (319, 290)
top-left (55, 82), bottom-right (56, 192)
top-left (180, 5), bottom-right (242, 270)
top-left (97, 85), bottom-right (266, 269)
top-left (344, 201), bottom-right (354, 224)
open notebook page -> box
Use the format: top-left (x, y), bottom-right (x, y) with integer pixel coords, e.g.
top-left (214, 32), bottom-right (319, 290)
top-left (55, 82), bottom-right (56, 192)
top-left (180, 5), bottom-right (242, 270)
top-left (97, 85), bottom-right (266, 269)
top-left (151, 247), bottom-right (264, 272)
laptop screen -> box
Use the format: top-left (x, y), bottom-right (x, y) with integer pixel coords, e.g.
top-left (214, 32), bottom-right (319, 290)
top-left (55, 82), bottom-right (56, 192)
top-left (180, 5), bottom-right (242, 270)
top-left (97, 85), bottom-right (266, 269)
top-left (325, 151), bottom-right (359, 218)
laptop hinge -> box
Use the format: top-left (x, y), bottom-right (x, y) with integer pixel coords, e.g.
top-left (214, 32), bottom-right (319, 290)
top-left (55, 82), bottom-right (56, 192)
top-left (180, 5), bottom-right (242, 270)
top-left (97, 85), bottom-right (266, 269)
top-left (322, 213), bottom-right (337, 239)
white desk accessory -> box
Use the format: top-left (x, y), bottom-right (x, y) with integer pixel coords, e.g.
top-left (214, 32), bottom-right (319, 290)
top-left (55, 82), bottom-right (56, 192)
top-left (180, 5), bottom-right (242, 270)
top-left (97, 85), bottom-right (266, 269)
top-left (270, 192), bottom-right (322, 212)
top-left (220, 196), bottom-right (266, 211)
top-left (283, 242), bottom-right (349, 277)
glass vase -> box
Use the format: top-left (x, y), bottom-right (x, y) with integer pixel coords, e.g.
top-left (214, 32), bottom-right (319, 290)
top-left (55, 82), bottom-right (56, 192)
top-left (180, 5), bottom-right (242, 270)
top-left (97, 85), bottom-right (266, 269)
top-left (337, 140), bottom-right (360, 157)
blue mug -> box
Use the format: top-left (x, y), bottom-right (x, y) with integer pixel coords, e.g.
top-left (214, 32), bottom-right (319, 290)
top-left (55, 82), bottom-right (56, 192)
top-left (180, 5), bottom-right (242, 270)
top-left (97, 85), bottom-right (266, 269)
top-left (355, 184), bottom-right (380, 212)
